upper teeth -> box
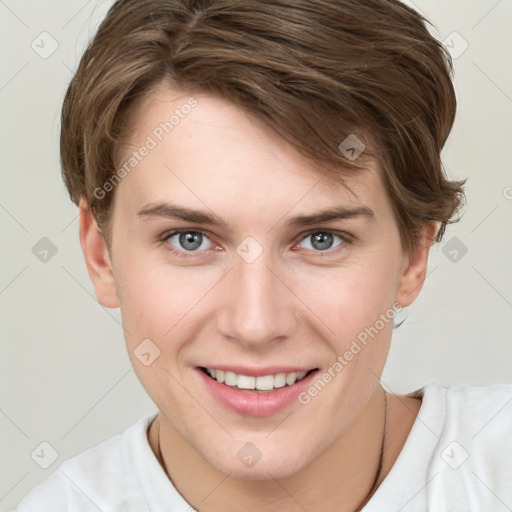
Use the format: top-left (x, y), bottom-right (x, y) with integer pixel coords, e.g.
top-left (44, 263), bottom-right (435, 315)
top-left (206, 368), bottom-right (309, 390)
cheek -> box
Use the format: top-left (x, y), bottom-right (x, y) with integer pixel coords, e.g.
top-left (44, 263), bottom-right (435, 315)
top-left (115, 254), bottom-right (219, 346)
top-left (291, 254), bottom-right (399, 342)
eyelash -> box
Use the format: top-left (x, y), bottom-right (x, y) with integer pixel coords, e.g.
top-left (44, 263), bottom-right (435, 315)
top-left (159, 229), bottom-right (352, 259)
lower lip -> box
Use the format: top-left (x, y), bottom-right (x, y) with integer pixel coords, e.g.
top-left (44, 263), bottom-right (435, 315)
top-left (196, 368), bottom-right (318, 417)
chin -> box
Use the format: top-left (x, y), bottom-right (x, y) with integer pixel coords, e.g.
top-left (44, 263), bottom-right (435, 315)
top-left (219, 462), bottom-right (306, 481)
top-left (205, 444), bottom-right (313, 481)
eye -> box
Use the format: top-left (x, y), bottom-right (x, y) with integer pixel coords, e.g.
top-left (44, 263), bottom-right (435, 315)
top-left (161, 229), bottom-right (350, 257)
top-left (164, 230), bottom-right (214, 253)
top-left (297, 231), bottom-right (347, 252)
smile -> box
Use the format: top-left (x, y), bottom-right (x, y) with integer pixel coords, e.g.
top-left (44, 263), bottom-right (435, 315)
top-left (201, 367), bottom-right (313, 392)
top-left (197, 366), bottom-right (320, 416)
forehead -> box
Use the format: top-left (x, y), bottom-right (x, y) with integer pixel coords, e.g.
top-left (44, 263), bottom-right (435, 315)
top-left (115, 83), bottom-right (389, 223)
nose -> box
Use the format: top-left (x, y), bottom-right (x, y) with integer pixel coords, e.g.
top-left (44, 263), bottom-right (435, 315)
top-left (216, 248), bottom-right (299, 350)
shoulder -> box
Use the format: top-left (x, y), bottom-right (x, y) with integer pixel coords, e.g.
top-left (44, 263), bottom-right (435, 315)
top-left (442, 382), bottom-right (512, 438)
top-left (411, 380), bottom-right (512, 435)
top-left (440, 382), bottom-right (512, 469)
top-left (13, 414), bottom-right (157, 512)
top-left (426, 382), bottom-right (512, 509)
top-left (418, 381), bottom-right (512, 458)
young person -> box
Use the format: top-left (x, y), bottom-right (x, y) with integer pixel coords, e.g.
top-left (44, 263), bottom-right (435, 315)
top-left (12, 0), bottom-right (512, 510)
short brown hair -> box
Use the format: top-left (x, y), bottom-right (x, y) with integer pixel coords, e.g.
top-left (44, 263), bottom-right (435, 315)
top-left (60, 0), bottom-right (465, 254)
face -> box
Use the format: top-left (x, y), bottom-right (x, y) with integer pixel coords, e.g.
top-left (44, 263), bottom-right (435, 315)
top-left (83, 81), bottom-right (429, 480)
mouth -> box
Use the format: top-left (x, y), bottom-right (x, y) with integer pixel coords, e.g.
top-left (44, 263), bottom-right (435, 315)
top-left (199, 367), bottom-right (317, 393)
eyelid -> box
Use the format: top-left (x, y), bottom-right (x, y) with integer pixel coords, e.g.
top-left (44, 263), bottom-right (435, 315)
top-left (298, 228), bottom-right (352, 241)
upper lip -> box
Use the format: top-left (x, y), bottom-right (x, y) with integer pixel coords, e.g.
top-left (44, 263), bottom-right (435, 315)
top-left (199, 365), bottom-right (317, 377)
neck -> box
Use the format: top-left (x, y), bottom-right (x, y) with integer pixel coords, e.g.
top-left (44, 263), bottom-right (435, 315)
top-left (147, 385), bottom-right (412, 512)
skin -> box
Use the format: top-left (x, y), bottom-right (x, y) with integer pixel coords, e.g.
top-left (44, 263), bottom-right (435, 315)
top-left (79, 81), bottom-right (436, 511)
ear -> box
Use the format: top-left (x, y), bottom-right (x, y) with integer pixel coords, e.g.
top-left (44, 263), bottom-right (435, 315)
top-left (78, 199), bottom-right (119, 308)
top-left (395, 222), bottom-right (439, 307)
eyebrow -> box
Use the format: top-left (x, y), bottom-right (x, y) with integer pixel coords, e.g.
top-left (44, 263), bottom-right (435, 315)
top-left (137, 202), bottom-right (375, 229)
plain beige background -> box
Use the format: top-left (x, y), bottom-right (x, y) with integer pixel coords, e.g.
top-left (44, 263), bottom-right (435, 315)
top-left (1, 0), bottom-right (511, 509)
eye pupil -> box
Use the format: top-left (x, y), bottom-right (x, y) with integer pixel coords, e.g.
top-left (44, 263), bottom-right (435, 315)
top-left (179, 232), bottom-right (202, 250)
top-left (312, 232), bottom-right (333, 250)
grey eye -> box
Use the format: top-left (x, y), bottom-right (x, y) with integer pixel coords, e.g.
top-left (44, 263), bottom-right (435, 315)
top-left (299, 232), bottom-right (343, 251)
top-left (167, 231), bottom-right (213, 252)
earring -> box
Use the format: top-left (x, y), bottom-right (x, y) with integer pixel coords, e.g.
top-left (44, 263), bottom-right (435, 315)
top-left (393, 303), bottom-right (408, 328)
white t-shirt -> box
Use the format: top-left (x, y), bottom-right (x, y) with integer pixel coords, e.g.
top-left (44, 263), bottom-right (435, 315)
top-left (11, 381), bottom-right (512, 511)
